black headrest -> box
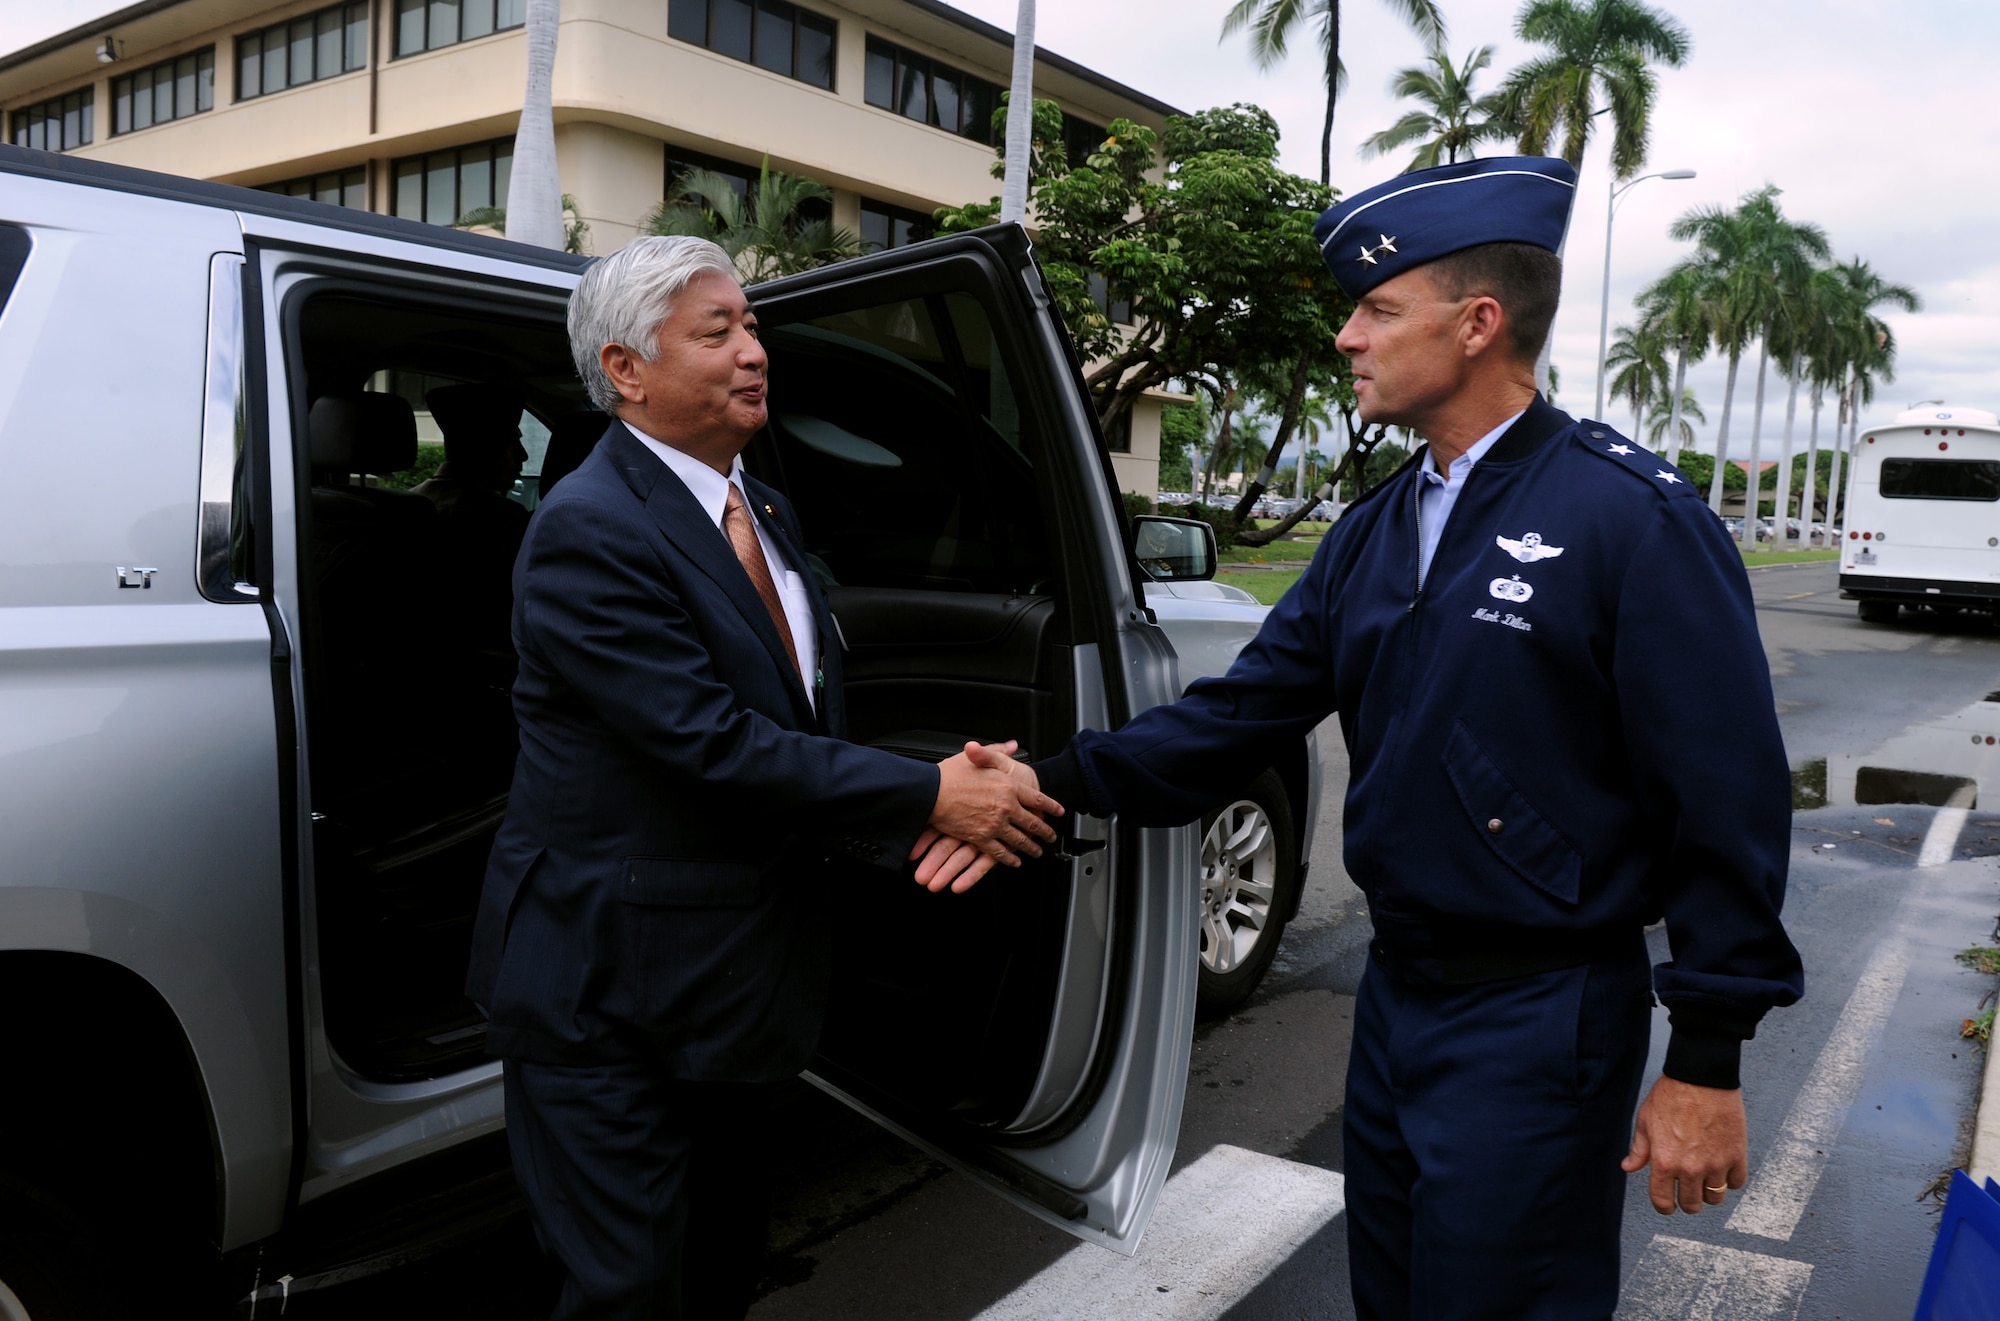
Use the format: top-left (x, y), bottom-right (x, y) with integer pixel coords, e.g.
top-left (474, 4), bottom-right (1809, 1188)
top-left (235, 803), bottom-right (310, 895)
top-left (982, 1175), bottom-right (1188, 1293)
top-left (426, 382), bottom-right (527, 460)
top-left (538, 412), bottom-right (609, 497)
top-left (309, 393), bottom-right (419, 475)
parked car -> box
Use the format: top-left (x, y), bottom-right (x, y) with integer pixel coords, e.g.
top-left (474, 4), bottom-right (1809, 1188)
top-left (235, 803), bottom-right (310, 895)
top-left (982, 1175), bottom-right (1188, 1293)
top-left (0, 146), bottom-right (1324, 1315)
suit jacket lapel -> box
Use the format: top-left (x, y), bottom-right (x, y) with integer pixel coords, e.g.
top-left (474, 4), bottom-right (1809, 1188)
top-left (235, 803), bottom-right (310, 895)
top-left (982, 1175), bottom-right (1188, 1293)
top-left (602, 426), bottom-right (817, 724)
top-left (744, 475), bottom-right (844, 737)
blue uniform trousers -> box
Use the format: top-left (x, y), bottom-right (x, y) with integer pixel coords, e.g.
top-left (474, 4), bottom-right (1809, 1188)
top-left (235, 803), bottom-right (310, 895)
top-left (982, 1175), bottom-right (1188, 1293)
top-left (1344, 945), bottom-right (1654, 1320)
top-left (504, 1059), bottom-right (780, 1321)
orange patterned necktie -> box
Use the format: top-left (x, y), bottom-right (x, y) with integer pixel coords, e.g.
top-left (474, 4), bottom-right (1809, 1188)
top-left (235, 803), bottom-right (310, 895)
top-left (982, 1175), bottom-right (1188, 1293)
top-left (722, 484), bottom-right (802, 680)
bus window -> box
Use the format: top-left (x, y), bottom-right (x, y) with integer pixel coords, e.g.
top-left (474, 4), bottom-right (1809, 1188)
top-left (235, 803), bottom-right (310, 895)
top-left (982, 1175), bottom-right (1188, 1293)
top-left (1879, 458), bottom-right (2000, 501)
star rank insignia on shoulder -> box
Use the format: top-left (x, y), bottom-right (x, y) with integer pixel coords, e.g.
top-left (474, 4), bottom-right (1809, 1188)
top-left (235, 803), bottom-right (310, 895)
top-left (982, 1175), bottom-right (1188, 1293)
top-left (1578, 425), bottom-right (1692, 496)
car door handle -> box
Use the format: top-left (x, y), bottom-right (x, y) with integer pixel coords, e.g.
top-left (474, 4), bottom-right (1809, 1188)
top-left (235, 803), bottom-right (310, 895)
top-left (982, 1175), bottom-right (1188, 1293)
top-left (1051, 814), bottom-right (1108, 861)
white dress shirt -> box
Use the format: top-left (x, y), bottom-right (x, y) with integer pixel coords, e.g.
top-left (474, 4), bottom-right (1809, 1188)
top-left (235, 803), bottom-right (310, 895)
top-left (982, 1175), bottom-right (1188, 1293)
top-left (624, 422), bottom-right (820, 710)
top-left (1415, 410), bottom-right (1523, 588)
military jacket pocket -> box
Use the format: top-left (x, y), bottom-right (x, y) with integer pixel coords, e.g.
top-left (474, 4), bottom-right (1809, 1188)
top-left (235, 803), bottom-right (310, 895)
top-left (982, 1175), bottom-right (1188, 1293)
top-left (1441, 721), bottom-right (1583, 905)
top-left (620, 857), bottom-right (764, 908)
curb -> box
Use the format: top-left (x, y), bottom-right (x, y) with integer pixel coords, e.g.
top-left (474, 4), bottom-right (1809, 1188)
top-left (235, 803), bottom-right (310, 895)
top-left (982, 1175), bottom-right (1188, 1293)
top-left (1971, 1031), bottom-right (2000, 1184)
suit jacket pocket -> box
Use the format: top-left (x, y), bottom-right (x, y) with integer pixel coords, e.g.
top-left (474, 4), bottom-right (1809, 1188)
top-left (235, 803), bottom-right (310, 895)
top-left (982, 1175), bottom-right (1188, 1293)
top-left (621, 856), bottom-right (764, 908)
top-left (1441, 721), bottom-right (1583, 905)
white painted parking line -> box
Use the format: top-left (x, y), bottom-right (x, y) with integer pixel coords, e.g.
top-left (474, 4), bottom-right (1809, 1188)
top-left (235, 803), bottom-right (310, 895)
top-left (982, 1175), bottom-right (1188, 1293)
top-left (1618, 1234), bottom-right (1813, 1320)
top-left (1919, 784), bottom-right (1976, 867)
top-left (970, 1145), bottom-right (1344, 1321)
top-left (1727, 935), bottom-right (1911, 1241)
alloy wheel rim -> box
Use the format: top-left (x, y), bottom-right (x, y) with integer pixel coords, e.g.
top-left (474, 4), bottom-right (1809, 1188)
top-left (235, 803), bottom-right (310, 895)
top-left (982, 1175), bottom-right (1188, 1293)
top-left (1198, 798), bottom-right (1278, 975)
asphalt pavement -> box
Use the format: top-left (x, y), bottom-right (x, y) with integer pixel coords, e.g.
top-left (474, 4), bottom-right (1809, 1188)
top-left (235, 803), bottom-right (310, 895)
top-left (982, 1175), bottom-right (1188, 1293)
top-left (296, 557), bottom-right (2000, 1320)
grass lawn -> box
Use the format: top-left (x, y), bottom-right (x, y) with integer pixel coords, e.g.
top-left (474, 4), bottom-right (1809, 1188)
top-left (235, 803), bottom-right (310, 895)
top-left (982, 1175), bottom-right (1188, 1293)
top-left (1216, 566), bottom-right (1305, 606)
top-left (1741, 548), bottom-right (1840, 568)
top-left (1220, 538), bottom-right (1322, 565)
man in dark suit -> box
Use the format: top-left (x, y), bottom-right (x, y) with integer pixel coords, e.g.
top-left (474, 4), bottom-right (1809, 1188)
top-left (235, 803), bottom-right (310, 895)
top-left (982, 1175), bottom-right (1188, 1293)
top-left (466, 235), bottom-right (1060, 1320)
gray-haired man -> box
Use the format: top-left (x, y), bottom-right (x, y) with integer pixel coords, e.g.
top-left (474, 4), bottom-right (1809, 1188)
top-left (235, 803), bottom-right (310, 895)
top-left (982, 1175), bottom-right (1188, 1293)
top-left (467, 236), bottom-right (1061, 1319)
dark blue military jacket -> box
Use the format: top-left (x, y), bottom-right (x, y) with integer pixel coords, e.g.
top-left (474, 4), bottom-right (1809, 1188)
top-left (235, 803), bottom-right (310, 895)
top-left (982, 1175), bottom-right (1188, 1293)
top-left (1039, 397), bottom-right (1803, 1085)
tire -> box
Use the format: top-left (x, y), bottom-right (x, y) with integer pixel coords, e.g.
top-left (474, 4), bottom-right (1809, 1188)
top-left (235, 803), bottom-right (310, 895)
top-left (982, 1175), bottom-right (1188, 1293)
top-left (0, 1175), bottom-right (123, 1321)
top-left (1857, 599), bottom-right (1899, 624)
top-left (1195, 769), bottom-right (1300, 1014)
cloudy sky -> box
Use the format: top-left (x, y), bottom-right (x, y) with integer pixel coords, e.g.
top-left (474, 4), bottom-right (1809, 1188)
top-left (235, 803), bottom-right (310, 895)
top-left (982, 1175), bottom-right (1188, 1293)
top-left (9, 0), bottom-right (1997, 451)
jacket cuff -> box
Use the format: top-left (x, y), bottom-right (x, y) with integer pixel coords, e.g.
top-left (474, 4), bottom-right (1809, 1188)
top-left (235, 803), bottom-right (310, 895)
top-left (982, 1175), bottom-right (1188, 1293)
top-left (1662, 1020), bottom-right (1744, 1090)
top-left (1030, 749), bottom-right (1093, 821)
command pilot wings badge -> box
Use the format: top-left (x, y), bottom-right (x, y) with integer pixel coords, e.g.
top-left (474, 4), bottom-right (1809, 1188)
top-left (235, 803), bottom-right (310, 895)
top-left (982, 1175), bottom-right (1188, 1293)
top-left (1495, 531), bottom-right (1565, 563)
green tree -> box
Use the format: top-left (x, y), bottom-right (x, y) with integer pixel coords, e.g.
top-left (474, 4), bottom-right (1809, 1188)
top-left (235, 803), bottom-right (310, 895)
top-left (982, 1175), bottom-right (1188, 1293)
top-left (456, 193), bottom-right (592, 254)
top-left (1603, 319), bottom-right (1669, 441)
top-left (1669, 186), bottom-right (1829, 548)
top-left (1159, 398), bottom-right (1208, 492)
top-left (1496, 0), bottom-right (1692, 175)
top-left (1644, 384), bottom-right (1703, 453)
top-left (1361, 44), bottom-right (1512, 172)
top-left (939, 102), bottom-right (1354, 544)
top-left (1219, 0), bottom-right (1446, 185)
top-left (1821, 257), bottom-right (1920, 524)
top-left (640, 160), bottom-right (861, 283)
top-left (1634, 261), bottom-right (1715, 468)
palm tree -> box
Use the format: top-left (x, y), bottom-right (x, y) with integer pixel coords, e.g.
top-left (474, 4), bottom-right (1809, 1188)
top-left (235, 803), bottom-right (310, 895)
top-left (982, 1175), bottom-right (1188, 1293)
top-left (641, 162), bottom-right (862, 284)
top-left (1220, 0), bottom-right (1447, 185)
top-left (1645, 386), bottom-right (1704, 456)
top-left (1670, 187), bottom-right (1829, 545)
top-left (1497, 0), bottom-right (1691, 175)
top-left (1604, 319), bottom-right (1668, 443)
top-left (1634, 262), bottom-right (1713, 470)
top-left (1821, 258), bottom-right (1920, 525)
top-left (1494, 0), bottom-right (1689, 395)
top-left (505, 0), bottom-right (563, 250)
top-left (456, 193), bottom-right (591, 255)
top-left (1361, 44), bottom-right (1511, 172)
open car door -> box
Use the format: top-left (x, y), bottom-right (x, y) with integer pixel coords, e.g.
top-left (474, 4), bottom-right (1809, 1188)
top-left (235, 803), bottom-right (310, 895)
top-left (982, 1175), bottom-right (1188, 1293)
top-left (743, 224), bottom-right (1197, 1254)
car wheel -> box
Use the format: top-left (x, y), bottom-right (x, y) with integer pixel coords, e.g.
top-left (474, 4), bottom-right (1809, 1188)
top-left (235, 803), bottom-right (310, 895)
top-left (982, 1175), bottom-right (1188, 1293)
top-left (1196, 769), bottom-right (1300, 1014)
top-left (0, 1175), bottom-right (124, 1321)
top-left (1857, 599), bottom-right (1899, 624)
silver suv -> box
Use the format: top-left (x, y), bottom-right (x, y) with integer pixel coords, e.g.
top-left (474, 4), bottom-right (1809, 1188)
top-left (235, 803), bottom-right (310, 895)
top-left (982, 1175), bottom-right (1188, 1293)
top-left (0, 145), bottom-right (1320, 1317)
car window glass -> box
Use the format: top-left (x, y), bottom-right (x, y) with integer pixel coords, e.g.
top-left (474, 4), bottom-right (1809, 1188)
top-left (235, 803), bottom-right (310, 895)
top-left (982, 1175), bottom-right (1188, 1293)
top-left (1879, 457), bottom-right (2000, 502)
top-left (759, 291), bottom-right (1049, 594)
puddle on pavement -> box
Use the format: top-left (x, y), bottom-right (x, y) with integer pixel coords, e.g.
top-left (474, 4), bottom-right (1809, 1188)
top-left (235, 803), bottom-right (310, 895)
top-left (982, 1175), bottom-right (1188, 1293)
top-left (1793, 693), bottom-right (2000, 810)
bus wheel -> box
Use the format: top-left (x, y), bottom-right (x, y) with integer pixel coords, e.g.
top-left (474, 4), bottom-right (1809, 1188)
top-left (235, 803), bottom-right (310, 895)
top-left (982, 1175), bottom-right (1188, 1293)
top-left (1858, 600), bottom-right (1900, 624)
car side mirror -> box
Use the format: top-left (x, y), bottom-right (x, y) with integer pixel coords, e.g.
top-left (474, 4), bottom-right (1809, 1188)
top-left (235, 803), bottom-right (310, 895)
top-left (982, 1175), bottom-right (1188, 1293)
top-left (1130, 515), bottom-right (1217, 582)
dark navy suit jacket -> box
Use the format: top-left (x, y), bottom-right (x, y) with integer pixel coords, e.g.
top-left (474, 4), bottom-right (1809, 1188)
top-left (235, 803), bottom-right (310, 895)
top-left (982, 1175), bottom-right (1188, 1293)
top-left (1038, 398), bottom-right (1803, 1087)
top-left (468, 422), bottom-right (939, 1079)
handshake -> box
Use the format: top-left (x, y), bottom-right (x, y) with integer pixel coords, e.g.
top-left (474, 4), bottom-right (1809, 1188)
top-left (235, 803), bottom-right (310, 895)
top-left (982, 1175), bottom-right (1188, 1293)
top-left (910, 741), bottom-right (1067, 894)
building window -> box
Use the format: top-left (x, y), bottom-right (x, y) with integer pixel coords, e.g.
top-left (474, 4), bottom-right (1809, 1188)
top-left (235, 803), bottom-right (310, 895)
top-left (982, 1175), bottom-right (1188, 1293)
top-left (238, 3), bottom-right (367, 99)
top-left (863, 35), bottom-right (999, 144)
top-left (261, 166), bottom-right (368, 209)
top-left (859, 198), bottom-right (934, 253)
top-left (112, 48), bottom-right (216, 134)
top-left (1063, 113), bottom-right (1109, 167)
top-left (394, 0), bottom-right (526, 58)
top-left (10, 88), bottom-right (93, 153)
top-left (392, 138), bottom-right (512, 227)
top-left (667, 0), bottom-right (835, 90)
top-left (665, 147), bottom-right (832, 228)
top-left (1088, 271), bottom-right (1133, 325)
top-left (1105, 411), bottom-right (1132, 453)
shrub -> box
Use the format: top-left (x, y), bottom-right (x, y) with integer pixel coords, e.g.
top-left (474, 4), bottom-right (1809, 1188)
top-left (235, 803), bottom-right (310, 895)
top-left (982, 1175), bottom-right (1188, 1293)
top-left (1183, 501), bottom-right (1238, 552)
top-left (1121, 491), bottom-right (1155, 520)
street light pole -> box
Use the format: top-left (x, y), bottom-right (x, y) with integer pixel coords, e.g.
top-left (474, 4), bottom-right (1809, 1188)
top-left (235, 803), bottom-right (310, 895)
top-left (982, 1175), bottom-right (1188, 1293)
top-left (1594, 168), bottom-right (1696, 422)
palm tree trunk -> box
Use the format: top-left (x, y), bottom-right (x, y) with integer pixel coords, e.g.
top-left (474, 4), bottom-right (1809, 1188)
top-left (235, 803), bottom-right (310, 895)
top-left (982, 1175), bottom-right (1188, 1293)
top-left (1664, 347), bottom-right (1689, 467)
top-left (1773, 353), bottom-right (1801, 551)
top-left (999, 0), bottom-right (1036, 225)
top-left (1738, 335), bottom-right (1771, 552)
top-left (506, 0), bottom-right (563, 250)
top-left (1825, 370), bottom-right (1852, 529)
top-left (1317, 0), bottom-right (1341, 186)
top-left (1707, 347), bottom-right (1741, 516)
top-left (1801, 382), bottom-right (1822, 535)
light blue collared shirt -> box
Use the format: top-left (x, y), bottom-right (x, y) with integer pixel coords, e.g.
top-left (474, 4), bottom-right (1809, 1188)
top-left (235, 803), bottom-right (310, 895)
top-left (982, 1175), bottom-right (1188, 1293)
top-left (1416, 410), bottom-right (1524, 587)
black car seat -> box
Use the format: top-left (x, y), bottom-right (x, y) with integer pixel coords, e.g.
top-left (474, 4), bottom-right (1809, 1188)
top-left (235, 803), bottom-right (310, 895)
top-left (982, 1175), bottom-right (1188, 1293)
top-left (537, 410), bottom-right (608, 499)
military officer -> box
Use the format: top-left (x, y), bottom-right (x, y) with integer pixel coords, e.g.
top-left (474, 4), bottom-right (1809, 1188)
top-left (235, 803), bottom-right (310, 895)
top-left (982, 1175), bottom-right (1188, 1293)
top-left (921, 156), bottom-right (1805, 1319)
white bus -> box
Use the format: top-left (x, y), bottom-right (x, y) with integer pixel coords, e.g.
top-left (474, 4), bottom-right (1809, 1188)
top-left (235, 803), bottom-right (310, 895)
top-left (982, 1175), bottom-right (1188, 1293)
top-left (1840, 404), bottom-right (2000, 622)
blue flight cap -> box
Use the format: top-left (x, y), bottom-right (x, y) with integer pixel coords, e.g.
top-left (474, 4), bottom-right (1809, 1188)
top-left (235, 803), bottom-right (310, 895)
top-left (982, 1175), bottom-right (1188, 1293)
top-left (1314, 157), bottom-right (1579, 299)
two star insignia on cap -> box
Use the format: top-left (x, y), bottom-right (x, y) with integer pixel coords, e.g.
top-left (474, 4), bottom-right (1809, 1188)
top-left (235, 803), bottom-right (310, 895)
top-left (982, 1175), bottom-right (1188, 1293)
top-left (1356, 234), bottom-right (1399, 267)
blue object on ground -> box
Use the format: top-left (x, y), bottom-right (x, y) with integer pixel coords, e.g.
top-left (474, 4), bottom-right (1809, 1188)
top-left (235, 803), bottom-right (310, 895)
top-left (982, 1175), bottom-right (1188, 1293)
top-left (1912, 1169), bottom-right (2000, 1320)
